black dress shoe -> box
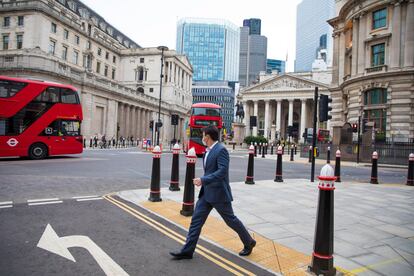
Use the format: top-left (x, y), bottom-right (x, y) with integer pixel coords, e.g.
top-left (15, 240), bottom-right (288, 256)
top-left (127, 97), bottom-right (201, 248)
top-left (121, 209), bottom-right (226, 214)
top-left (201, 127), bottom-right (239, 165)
top-left (239, 240), bottom-right (256, 256)
top-left (170, 250), bottom-right (193, 260)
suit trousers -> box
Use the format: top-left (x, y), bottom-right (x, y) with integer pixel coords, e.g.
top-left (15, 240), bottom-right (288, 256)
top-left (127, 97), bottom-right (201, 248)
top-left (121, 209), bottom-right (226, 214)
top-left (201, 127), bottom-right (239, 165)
top-left (181, 196), bottom-right (253, 254)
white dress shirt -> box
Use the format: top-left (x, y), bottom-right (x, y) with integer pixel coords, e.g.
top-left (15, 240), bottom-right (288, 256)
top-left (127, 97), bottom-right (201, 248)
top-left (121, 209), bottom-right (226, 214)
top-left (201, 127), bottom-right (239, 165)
top-left (204, 141), bottom-right (218, 167)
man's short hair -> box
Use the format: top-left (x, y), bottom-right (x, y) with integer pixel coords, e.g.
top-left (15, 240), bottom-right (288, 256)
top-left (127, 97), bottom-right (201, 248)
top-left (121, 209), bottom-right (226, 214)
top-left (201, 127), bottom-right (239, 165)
top-left (203, 125), bottom-right (219, 141)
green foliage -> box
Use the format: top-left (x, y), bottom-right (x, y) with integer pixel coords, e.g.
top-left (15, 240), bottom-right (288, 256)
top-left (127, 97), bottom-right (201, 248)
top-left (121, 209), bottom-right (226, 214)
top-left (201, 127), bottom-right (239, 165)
top-left (243, 136), bottom-right (268, 145)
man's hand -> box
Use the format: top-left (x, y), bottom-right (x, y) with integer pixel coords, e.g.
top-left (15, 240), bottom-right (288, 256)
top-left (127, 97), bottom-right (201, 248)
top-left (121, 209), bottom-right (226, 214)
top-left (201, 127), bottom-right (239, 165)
top-left (193, 178), bottom-right (202, 187)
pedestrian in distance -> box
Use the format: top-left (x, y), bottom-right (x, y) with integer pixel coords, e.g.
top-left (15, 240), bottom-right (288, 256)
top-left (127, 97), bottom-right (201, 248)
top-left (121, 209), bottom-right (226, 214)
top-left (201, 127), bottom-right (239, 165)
top-left (170, 125), bottom-right (256, 260)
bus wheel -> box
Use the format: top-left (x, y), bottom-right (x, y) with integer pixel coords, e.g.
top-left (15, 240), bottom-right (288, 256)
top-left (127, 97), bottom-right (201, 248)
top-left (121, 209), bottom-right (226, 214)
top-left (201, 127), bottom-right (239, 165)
top-left (29, 143), bottom-right (48, 160)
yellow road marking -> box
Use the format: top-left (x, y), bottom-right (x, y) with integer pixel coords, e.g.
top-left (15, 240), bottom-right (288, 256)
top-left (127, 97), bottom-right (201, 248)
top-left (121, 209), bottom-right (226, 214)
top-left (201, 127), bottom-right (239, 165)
top-left (104, 195), bottom-right (256, 276)
top-left (350, 258), bottom-right (403, 274)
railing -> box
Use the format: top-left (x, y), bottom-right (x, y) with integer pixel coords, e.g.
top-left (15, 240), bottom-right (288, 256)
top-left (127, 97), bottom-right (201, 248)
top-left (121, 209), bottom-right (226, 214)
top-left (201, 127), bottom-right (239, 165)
top-left (366, 65), bottom-right (387, 73)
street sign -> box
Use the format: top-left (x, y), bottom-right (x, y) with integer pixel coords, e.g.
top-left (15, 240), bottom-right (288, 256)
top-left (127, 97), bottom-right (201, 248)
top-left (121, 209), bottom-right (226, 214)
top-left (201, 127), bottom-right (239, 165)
top-left (37, 224), bottom-right (128, 276)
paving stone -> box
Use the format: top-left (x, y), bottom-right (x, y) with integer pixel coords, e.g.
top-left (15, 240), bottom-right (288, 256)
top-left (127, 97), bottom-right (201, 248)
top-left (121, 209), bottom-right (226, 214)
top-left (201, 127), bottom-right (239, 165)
top-left (334, 238), bottom-right (370, 258)
top-left (375, 224), bottom-right (414, 238)
top-left (273, 236), bottom-right (313, 255)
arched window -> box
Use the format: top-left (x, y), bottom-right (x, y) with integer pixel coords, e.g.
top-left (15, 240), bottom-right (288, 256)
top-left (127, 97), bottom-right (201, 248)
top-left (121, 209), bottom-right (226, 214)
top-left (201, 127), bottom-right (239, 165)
top-left (137, 87), bottom-right (144, 93)
top-left (363, 88), bottom-right (387, 140)
top-left (135, 66), bottom-right (145, 81)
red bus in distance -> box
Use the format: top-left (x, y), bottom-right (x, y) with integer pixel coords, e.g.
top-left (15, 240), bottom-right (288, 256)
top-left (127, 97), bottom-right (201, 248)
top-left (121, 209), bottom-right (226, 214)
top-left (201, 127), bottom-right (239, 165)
top-left (0, 76), bottom-right (83, 159)
top-left (186, 103), bottom-right (222, 157)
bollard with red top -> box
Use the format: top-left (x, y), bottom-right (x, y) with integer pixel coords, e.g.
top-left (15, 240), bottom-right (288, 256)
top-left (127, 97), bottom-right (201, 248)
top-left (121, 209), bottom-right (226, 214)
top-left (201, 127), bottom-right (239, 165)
top-left (169, 143), bottom-right (181, 191)
top-left (180, 147), bottom-right (196, 216)
top-left (370, 151), bottom-right (379, 184)
top-left (274, 146), bottom-right (283, 182)
top-left (327, 146), bottom-right (331, 164)
top-left (290, 145), bottom-right (294, 161)
top-left (309, 146), bottom-right (313, 163)
top-left (407, 153), bottom-right (414, 186)
top-left (245, 145), bottom-right (255, 185)
top-left (309, 164), bottom-right (337, 276)
top-left (148, 146), bottom-right (162, 202)
top-left (334, 150), bottom-right (341, 182)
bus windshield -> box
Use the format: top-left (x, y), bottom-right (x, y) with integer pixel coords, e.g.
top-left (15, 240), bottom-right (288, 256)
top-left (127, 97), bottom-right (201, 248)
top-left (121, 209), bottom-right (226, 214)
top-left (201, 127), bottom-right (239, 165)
top-left (192, 108), bottom-right (220, 117)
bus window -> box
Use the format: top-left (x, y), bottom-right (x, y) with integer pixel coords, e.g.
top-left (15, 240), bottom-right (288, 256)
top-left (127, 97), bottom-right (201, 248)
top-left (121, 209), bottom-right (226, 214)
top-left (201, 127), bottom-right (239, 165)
top-left (35, 87), bottom-right (60, 103)
top-left (0, 80), bottom-right (27, 98)
top-left (61, 89), bottom-right (79, 104)
top-left (190, 128), bottom-right (203, 145)
top-left (61, 120), bottom-right (81, 136)
top-left (42, 120), bottom-right (60, 136)
top-left (192, 108), bottom-right (220, 117)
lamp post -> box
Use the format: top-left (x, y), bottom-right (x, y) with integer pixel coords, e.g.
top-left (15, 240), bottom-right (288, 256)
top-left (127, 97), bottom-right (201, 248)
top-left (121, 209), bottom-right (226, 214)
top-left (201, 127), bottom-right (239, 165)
top-left (156, 46), bottom-right (168, 146)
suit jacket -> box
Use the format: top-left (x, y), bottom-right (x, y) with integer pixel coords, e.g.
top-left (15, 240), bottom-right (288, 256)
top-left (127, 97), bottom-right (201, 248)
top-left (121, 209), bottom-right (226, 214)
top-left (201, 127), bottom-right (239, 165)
top-left (199, 143), bottom-right (233, 203)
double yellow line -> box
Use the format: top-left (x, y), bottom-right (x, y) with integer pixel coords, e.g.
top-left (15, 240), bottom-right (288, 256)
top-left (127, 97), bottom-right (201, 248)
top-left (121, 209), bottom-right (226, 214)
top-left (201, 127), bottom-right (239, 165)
top-left (104, 195), bottom-right (256, 276)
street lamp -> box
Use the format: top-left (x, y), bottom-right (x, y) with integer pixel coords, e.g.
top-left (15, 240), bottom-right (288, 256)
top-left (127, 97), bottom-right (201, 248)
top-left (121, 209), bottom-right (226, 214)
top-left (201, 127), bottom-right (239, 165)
top-left (156, 46), bottom-right (168, 146)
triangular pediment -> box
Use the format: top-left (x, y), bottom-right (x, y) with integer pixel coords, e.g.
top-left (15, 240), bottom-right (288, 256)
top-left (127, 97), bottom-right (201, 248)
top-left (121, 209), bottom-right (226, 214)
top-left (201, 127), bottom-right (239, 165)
top-left (176, 55), bottom-right (193, 72)
top-left (242, 73), bottom-right (329, 93)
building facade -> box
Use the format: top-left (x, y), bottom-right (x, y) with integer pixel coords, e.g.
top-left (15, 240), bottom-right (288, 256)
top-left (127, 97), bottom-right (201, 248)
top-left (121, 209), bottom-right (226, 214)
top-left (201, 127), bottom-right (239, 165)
top-left (0, 0), bottom-right (193, 145)
top-left (295, 0), bottom-right (335, 72)
top-left (176, 18), bottom-right (240, 82)
top-left (266, 59), bottom-right (286, 74)
top-left (192, 81), bottom-right (236, 131)
top-left (239, 18), bottom-right (267, 87)
top-left (328, 0), bottom-right (414, 142)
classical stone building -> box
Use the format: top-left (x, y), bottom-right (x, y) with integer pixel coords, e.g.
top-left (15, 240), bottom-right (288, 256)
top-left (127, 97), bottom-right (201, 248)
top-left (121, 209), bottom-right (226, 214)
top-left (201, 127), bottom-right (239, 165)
top-left (239, 61), bottom-right (332, 143)
top-left (328, 0), bottom-right (414, 142)
top-left (0, 0), bottom-right (193, 144)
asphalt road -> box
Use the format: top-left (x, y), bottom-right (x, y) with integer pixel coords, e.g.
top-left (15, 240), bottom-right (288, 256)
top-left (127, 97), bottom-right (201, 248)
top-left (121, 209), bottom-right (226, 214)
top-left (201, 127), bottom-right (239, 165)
top-left (0, 196), bottom-right (272, 276)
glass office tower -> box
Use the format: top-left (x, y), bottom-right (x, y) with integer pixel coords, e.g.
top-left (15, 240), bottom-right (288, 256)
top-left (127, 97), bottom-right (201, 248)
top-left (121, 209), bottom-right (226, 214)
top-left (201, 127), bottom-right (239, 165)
top-left (266, 59), bottom-right (286, 74)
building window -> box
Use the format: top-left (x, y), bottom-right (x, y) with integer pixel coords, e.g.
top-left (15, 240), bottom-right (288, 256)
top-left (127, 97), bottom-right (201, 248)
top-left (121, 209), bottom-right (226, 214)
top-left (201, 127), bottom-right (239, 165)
top-left (371, 43), bottom-right (385, 67)
top-left (74, 35), bottom-right (79, 45)
top-left (98, 47), bottom-right (102, 56)
top-left (140, 57), bottom-right (144, 63)
top-left (49, 40), bottom-right (56, 54)
top-left (62, 46), bottom-right (68, 60)
top-left (18, 16), bottom-right (24, 26)
top-left (149, 88), bottom-right (154, 92)
top-left (51, 22), bottom-right (57, 33)
top-left (63, 29), bottom-right (69, 40)
top-left (73, 51), bottom-right (79, 65)
top-left (3, 35), bottom-right (9, 50)
top-left (105, 52), bottom-right (109, 59)
top-left (112, 69), bottom-right (116, 79)
top-left (96, 61), bottom-right (101, 74)
top-left (364, 88), bottom-right (387, 105)
top-left (364, 88), bottom-right (387, 140)
top-left (16, 34), bottom-right (23, 49)
top-left (86, 40), bottom-right (91, 50)
top-left (135, 67), bottom-right (145, 81)
top-left (113, 56), bottom-right (116, 63)
top-left (372, 8), bottom-right (387, 29)
top-left (83, 55), bottom-right (91, 69)
top-left (104, 65), bottom-right (108, 77)
top-left (3, 17), bottom-right (10, 27)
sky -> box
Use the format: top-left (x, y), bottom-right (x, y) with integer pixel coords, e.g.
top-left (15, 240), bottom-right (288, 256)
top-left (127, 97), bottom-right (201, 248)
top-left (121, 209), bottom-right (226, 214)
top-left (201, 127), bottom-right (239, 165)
top-left (81, 0), bottom-right (302, 72)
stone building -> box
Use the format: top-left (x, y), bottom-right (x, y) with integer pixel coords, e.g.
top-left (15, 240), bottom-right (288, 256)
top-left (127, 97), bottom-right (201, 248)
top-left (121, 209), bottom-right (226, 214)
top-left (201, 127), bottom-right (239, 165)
top-left (0, 0), bottom-right (193, 144)
top-left (328, 0), bottom-right (414, 143)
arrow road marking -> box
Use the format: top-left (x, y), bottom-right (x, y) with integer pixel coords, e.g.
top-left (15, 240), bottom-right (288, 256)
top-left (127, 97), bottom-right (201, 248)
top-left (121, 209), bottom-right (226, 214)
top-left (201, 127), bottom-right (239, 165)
top-left (37, 224), bottom-right (128, 276)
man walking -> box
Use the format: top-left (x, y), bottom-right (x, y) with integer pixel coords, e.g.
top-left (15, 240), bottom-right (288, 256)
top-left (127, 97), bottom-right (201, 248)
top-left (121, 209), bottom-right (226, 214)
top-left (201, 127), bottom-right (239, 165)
top-left (170, 126), bottom-right (256, 260)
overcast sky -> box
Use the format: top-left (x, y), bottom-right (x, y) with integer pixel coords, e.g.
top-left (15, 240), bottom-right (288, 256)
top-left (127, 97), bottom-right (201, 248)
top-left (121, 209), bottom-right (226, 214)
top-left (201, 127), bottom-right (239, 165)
top-left (81, 0), bottom-right (302, 72)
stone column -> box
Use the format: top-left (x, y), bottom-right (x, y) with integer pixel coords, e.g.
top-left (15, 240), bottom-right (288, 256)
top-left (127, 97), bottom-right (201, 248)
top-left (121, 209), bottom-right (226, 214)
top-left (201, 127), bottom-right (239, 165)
top-left (351, 17), bottom-right (359, 75)
top-left (125, 105), bottom-right (131, 137)
top-left (300, 99), bottom-right (307, 143)
top-left (81, 92), bottom-right (93, 137)
top-left (253, 100), bottom-right (258, 136)
top-left (131, 106), bottom-right (136, 139)
top-left (404, 0), bottom-right (414, 67)
top-left (136, 107), bottom-right (142, 138)
top-left (276, 100), bottom-right (282, 135)
top-left (119, 103), bottom-right (125, 137)
top-left (357, 16), bottom-right (366, 74)
top-left (243, 101), bottom-right (250, 136)
top-left (106, 99), bottom-right (117, 138)
top-left (264, 100), bottom-right (270, 139)
top-left (288, 100), bottom-right (294, 127)
top-left (391, 2), bottom-right (402, 69)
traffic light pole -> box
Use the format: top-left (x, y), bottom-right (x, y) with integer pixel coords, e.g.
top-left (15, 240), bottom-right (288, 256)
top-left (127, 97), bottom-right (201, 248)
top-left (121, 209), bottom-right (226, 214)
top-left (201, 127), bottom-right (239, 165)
top-left (311, 87), bottom-right (318, 182)
top-left (357, 115), bottom-right (361, 164)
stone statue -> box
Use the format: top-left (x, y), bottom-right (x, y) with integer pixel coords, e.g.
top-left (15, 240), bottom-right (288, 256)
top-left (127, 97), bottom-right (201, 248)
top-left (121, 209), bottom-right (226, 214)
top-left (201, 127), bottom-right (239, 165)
top-left (235, 102), bottom-right (245, 123)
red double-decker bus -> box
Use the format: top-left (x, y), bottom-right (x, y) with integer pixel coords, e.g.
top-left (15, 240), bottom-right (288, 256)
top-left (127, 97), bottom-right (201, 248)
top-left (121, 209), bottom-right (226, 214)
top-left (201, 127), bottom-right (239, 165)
top-left (186, 103), bottom-right (222, 157)
top-left (0, 76), bottom-right (83, 159)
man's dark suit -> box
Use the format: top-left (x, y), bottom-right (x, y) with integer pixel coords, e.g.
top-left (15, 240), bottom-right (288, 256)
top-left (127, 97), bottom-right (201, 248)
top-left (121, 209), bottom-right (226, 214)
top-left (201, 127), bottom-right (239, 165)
top-left (181, 142), bottom-right (253, 254)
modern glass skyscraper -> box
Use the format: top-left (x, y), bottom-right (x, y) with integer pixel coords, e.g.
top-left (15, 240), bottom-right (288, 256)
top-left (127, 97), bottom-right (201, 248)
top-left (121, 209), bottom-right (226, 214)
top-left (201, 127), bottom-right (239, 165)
top-left (266, 59), bottom-right (285, 74)
top-left (295, 0), bottom-right (335, 72)
top-left (176, 18), bottom-right (240, 82)
top-left (243, 18), bottom-right (261, 35)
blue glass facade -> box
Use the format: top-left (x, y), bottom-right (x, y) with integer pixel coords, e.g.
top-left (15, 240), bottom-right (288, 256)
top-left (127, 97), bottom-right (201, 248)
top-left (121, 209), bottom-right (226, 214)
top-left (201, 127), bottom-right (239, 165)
top-left (266, 59), bottom-right (285, 74)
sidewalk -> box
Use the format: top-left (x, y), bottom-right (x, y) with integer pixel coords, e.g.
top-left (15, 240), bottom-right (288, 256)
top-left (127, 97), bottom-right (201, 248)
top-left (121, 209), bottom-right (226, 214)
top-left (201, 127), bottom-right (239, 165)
top-left (119, 179), bottom-right (414, 275)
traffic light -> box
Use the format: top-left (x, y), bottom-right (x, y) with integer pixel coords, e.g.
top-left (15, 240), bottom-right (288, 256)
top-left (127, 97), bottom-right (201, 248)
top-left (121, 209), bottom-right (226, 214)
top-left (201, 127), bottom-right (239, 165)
top-left (362, 119), bottom-right (368, 133)
top-left (149, 120), bottom-right (154, 130)
top-left (171, 114), bottom-right (179, 125)
top-left (319, 94), bottom-right (332, 122)
top-left (352, 123), bottom-right (358, 133)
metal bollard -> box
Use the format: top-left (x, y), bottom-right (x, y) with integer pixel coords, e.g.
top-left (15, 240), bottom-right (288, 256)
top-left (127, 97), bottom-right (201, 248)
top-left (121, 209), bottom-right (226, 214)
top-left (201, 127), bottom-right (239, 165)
top-left (259, 143), bottom-right (262, 155)
top-left (254, 142), bottom-right (257, 157)
top-left (181, 147), bottom-right (196, 216)
top-left (169, 143), bottom-right (181, 191)
top-left (274, 146), bottom-right (283, 182)
top-left (245, 145), bottom-right (255, 185)
top-left (327, 146), bottom-right (331, 164)
top-left (309, 164), bottom-right (337, 276)
top-left (294, 144), bottom-right (297, 155)
top-left (407, 153), bottom-right (414, 186)
top-left (335, 150), bottom-right (341, 182)
top-left (148, 146), bottom-right (162, 202)
top-left (89, 137), bottom-right (93, 148)
top-left (309, 146), bottom-right (313, 163)
top-left (370, 151), bottom-right (379, 184)
top-left (261, 143), bottom-right (266, 158)
top-left (290, 145), bottom-right (294, 161)
top-left (271, 143), bottom-right (274, 155)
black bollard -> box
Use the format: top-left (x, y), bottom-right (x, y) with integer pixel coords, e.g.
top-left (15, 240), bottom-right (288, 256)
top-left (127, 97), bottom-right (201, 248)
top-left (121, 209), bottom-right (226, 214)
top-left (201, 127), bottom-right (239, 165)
top-left (294, 144), bottom-right (297, 155)
top-left (169, 143), bottom-right (180, 191)
top-left (181, 147), bottom-right (196, 216)
top-left (83, 138), bottom-right (86, 148)
top-left (309, 146), bottom-right (313, 163)
top-left (407, 153), bottom-right (414, 186)
top-left (274, 146), bottom-right (283, 182)
top-left (327, 146), bottom-right (331, 164)
top-left (254, 142), bottom-right (257, 157)
top-left (261, 143), bottom-right (266, 158)
top-left (370, 151), bottom-right (379, 184)
top-left (245, 145), bottom-right (255, 185)
top-left (89, 138), bottom-right (93, 148)
top-left (334, 150), bottom-right (341, 182)
top-left (290, 146), bottom-right (294, 161)
top-left (271, 143), bottom-right (274, 155)
top-left (148, 146), bottom-right (162, 202)
top-left (309, 164), bottom-right (337, 276)
top-left (259, 143), bottom-right (262, 155)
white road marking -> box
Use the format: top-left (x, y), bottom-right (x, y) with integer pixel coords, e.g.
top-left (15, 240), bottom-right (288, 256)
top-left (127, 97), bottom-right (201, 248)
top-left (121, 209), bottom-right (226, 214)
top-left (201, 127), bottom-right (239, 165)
top-left (72, 195), bottom-right (99, 199)
top-left (76, 197), bottom-right (102, 202)
top-left (0, 201), bottom-right (13, 205)
top-left (28, 201), bottom-right (63, 206)
top-left (27, 198), bottom-right (59, 203)
top-left (0, 205), bottom-right (13, 209)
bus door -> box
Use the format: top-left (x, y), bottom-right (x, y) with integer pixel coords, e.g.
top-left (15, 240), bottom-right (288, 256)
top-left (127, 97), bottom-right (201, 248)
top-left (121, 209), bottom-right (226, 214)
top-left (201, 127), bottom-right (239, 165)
top-left (43, 120), bottom-right (81, 154)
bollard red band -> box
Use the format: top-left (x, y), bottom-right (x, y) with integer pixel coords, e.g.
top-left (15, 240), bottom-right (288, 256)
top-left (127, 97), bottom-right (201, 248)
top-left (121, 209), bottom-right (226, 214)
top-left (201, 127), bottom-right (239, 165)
top-left (246, 176), bottom-right (254, 179)
top-left (150, 190), bottom-right (160, 193)
top-left (170, 181), bottom-right (179, 184)
top-left (312, 252), bottom-right (333, 260)
top-left (182, 202), bottom-right (194, 206)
